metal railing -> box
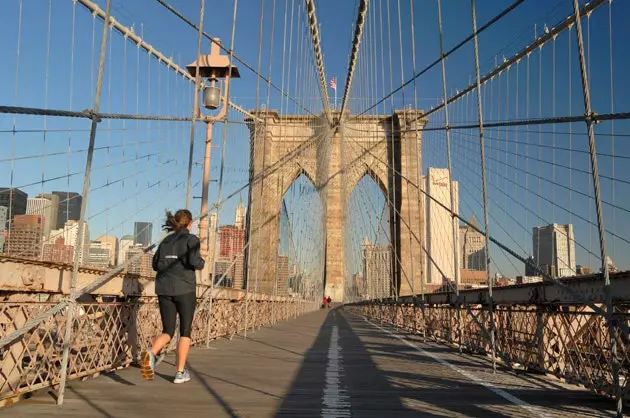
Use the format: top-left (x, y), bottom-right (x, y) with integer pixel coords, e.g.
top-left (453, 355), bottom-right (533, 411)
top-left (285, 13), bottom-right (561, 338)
top-left (0, 291), bottom-right (318, 403)
top-left (347, 298), bottom-right (630, 402)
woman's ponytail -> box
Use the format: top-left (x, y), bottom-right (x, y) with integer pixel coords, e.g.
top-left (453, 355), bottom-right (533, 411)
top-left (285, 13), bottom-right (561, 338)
top-left (162, 209), bottom-right (193, 231)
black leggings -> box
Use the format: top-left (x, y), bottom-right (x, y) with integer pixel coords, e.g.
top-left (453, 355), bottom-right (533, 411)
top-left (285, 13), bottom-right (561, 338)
top-left (158, 292), bottom-right (197, 338)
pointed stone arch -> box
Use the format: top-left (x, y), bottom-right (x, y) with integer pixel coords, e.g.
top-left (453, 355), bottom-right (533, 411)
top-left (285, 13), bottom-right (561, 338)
top-left (280, 164), bottom-right (318, 201)
top-left (345, 165), bottom-right (389, 200)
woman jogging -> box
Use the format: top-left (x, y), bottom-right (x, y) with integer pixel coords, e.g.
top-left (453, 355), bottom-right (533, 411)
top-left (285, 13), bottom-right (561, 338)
top-left (141, 209), bottom-right (205, 384)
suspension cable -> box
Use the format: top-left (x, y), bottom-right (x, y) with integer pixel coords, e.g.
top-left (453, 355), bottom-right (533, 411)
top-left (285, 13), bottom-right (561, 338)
top-left (339, 0), bottom-right (369, 118)
top-left (304, 0), bottom-right (332, 116)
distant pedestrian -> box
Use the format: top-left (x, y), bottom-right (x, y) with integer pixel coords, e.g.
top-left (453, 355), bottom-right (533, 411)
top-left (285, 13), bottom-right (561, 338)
top-left (141, 209), bottom-right (205, 384)
top-left (327, 296), bottom-right (332, 308)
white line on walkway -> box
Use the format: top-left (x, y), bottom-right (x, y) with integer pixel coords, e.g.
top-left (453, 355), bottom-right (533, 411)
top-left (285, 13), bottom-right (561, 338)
top-left (361, 316), bottom-right (553, 418)
top-left (321, 312), bottom-right (351, 417)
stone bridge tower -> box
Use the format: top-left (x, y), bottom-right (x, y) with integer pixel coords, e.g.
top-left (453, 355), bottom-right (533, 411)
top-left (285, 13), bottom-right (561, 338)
top-left (245, 109), bottom-right (427, 302)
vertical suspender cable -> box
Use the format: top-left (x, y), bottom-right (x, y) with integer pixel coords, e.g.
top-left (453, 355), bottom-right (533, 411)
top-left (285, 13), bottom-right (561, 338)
top-left (570, 0), bottom-right (619, 415)
top-left (8, 0), bottom-right (23, 243)
top-left (437, 0), bottom-right (462, 351)
top-left (469, 0), bottom-right (496, 374)
top-left (408, 0), bottom-right (427, 339)
top-left (607, 0), bottom-right (616, 262)
top-left (185, 0), bottom-right (206, 208)
top-left (57, 0), bottom-right (112, 405)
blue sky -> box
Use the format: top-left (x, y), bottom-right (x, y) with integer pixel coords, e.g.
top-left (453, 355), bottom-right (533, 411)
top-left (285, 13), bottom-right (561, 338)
top-left (1, 0), bottom-right (629, 281)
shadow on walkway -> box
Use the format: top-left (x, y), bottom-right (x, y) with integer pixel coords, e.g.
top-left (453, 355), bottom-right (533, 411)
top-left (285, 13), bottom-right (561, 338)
top-left (350, 312), bottom-right (618, 417)
top-left (276, 308), bottom-right (618, 417)
top-left (188, 364), bottom-right (239, 418)
top-left (275, 308), bottom-right (412, 417)
top-left (339, 312), bottom-right (507, 417)
top-left (274, 309), bottom-right (334, 416)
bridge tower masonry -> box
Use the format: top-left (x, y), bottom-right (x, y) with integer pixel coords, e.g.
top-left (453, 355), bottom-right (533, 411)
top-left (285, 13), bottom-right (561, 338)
top-left (245, 109), bottom-right (427, 302)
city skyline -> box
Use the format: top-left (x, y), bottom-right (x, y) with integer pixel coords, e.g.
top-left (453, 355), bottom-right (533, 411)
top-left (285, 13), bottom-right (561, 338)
top-left (0, 183), bottom-right (252, 261)
top-left (345, 163), bottom-right (607, 297)
top-left (0, 172), bottom-right (614, 289)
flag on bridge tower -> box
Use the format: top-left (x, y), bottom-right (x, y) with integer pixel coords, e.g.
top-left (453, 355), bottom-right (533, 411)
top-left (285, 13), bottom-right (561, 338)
top-left (329, 76), bottom-right (337, 109)
top-left (329, 76), bottom-right (337, 91)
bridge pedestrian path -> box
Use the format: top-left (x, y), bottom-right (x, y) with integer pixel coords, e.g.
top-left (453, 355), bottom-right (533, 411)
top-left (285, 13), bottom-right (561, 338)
top-left (2, 307), bottom-right (616, 417)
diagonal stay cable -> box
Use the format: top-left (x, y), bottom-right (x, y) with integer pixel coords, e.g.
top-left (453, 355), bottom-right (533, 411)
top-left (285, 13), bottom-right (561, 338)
top-left (403, 0), bottom-right (606, 126)
top-left (356, 0), bottom-right (525, 116)
top-left (76, 0), bottom-right (261, 122)
top-left (153, 0), bottom-right (317, 117)
top-left (304, 0), bottom-right (331, 116)
top-left (338, 0), bottom-right (369, 118)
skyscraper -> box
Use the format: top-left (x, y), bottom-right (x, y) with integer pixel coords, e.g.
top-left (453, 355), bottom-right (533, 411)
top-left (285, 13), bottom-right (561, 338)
top-left (524, 256), bottom-right (538, 276)
top-left (459, 215), bottom-right (486, 271)
top-left (532, 224), bottom-right (576, 278)
top-left (35, 193), bottom-right (59, 233)
top-left (52, 191), bottom-right (82, 229)
top-left (362, 237), bottom-right (392, 300)
top-left (214, 259), bottom-right (233, 286)
top-left (352, 272), bottom-right (365, 298)
top-left (232, 253), bottom-right (245, 289)
top-left (5, 215), bottom-right (44, 259)
top-left (424, 168), bottom-right (459, 286)
top-left (0, 188), bottom-right (28, 226)
top-left (48, 220), bottom-right (90, 265)
top-left (26, 196), bottom-right (58, 239)
top-left (134, 222), bottom-right (153, 247)
top-left (118, 235), bottom-right (135, 265)
top-left (235, 197), bottom-right (247, 230)
top-left (219, 225), bottom-right (245, 258)
top-left (42, 237), bottom-right (74, 264)
top-left (125, 245), bottom-right (154, 277)
top-left (96, 235), bottom-right (119, 266)
top-left (88, 241), bottom-right (111, 268)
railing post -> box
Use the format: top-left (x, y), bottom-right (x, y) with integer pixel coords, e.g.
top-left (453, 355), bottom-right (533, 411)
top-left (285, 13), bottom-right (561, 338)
top-left (244, 270), bottom-right (250, 339)
top-left (420, 300), bottom-right (427, 342)
top-left (205, 278), bottom-right (215, 347)
top-left (57, 0), bottom-right (112, 406)
top-left (570, 1), bottom-right (619, 414)
top-left (536, 307), bottom-right (546, 371)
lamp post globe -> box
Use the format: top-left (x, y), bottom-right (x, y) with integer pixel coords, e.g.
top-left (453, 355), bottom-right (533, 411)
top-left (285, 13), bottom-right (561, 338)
top-left (203, 85), bottom-right (221, 110)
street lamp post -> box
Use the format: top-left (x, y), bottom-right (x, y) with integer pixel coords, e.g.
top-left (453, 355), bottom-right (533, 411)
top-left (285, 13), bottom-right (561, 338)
top-left (186, 38), bottom-right (240, 286)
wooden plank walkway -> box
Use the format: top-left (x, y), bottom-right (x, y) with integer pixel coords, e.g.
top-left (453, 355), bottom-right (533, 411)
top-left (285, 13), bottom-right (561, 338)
top-left (2, 307), bottom-right (617, 417)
